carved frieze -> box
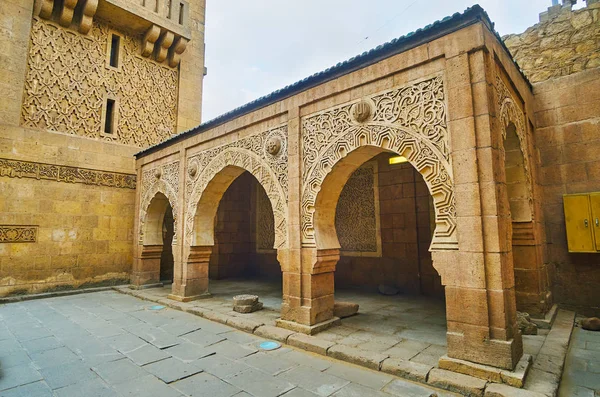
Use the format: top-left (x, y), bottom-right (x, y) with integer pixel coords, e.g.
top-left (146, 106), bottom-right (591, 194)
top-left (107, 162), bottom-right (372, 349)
top-left (139, 161), bottom-right (180, 245)
top-left (0, 226), bottom-right (38, 243)
top-left (21, 18), bottom-right (178, 147)
top-left (0, 158), bottom-right (136, 189)
top-left (301, 75), bottom-right (457, 250)
top-left (185, 125), bottom-right (288, 248)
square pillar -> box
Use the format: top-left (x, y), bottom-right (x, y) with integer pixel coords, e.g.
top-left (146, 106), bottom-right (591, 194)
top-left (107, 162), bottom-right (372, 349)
top-left (169, 245), bottom-right (211, 301)
top-left (277, 247), bottom-right (340, 334)
top-left (131, 245), bottom-right (162, 287)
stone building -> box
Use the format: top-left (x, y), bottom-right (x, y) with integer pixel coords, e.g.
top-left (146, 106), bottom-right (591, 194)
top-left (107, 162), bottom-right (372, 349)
top-left (2, 0), bottom-right (600, 389)
top-left (0, 0), bottom-right (206, 295)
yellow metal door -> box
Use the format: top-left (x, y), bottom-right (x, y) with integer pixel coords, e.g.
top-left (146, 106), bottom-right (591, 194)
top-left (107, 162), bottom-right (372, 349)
top-left (590, 193), bottom-right (600, 251)
top-left (563, 194), bottom-right (595, 253)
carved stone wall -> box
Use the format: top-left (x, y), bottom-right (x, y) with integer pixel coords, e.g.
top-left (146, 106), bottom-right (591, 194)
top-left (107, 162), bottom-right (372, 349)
top-left (302, 75), bottom-right (457, 250)
top-left (139, 161), bottom-right (180, 244)
top-left (21, 18), bottom-right (179, 147)
top-left (495, 75), bottom-right (534, 221)
top-left (336, 162), bottom-right (379, 254)
top-left (185, 126), bottom-right (288, 248)
top-left (256, 184), bottom-right (276, 252)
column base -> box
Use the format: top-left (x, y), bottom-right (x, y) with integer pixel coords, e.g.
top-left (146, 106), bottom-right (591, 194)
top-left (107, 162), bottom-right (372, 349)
top-left (167, 292), bottom-right (212, 302)
top-left (438, 354), bottom-right (532, 388)
top-left (275, 317), bottom-right (340, 335)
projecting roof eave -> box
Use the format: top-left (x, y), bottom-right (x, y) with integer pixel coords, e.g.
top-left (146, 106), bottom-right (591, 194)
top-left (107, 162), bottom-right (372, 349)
top-left (136, 4), bottom-right (531, 159)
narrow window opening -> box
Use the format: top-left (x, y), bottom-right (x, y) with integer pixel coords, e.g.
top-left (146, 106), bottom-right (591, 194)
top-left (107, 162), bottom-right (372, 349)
top-left (109, 34), bottom-right (120, 68)
top-left (104, 99), bottom-right (115, 134)
top-left (167, 0), bottom-right (173, 18)
top-left (178, 2), bottom-right (185, 24)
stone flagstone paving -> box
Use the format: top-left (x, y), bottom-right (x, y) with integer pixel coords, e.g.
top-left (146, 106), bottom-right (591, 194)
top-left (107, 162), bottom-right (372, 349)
top-left (0, 291), bottom-right (460, 397)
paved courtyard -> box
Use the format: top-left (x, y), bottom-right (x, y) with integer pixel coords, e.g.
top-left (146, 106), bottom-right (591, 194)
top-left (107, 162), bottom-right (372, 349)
top-left (558, 318), bottom-right (600, 397)
top-left (0, 291), bottom-right (458, 397)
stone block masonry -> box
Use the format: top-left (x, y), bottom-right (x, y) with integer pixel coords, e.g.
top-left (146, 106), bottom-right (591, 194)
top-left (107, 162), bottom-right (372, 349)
top-left (504, 1), bottom-right (600, 83)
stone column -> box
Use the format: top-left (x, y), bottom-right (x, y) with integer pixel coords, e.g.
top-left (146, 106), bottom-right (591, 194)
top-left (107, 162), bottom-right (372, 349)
top-left (438, 49), bottom-right (522, 370)
top-left (169, 245), bottom-right (211, 301)
top-left (131, 245), bottom-right (163, 287)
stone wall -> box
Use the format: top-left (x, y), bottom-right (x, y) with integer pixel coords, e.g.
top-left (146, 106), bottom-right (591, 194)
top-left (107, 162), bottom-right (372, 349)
top-left (0, 0), bottom-right (205, 297)
top-left (534, 67), bottom-right (600, 316)
top-left (504, 1), bottom-right (600, 83)
top-left (210, 172), bottom-right (279, 280)
top-left (0, 125), bottom-right (137, 296)
top-left (335, 154), bottom-right (441, 297)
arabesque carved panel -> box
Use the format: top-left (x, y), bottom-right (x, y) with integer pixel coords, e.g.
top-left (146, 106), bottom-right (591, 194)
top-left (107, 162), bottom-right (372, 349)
top-left (302, 75), bottom-right (457, 250)
top-left (21, 18), bottom-right (178, 147)
top-left (139, 161), bottom-right (180, 244)
top-left (185, 126), bottom-right (288, 248)
top-left (336, 162), bottom-right (379, 253)
top-left (0, 158), bottom-right (136, 189)
top-left (0, 226), bottom-right (38, 243)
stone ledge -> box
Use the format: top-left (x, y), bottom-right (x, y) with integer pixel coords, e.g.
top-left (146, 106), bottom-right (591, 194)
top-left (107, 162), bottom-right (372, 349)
top-left (438, 353), bottom-right (532, 387)
top-left (167, 292), bottom-right (212, 302)
top-left (484, 383), bottom-right (547, 397)
top-left (0, 285), bottom-right (127, 304)
top-left (530, 304), bottom-right (558, 330)
top-left (226, 316), bottom-right (263, 333)
top-left (275, 317), bottom-right (341, 335)
top-left (380, 358), bottom-right (433, 383)
top-left (254, 325), bottom-right (295, 343)
top-left (327, 345), bottom-right (388, 371)
top-left (287, 334), bottom-right (335, 356)
top-left (428, 368), bottom-right (488, 397)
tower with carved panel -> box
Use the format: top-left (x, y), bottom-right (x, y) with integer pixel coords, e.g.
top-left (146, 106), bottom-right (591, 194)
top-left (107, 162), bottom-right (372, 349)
top-left (0, 0), bottom-right (205, 296)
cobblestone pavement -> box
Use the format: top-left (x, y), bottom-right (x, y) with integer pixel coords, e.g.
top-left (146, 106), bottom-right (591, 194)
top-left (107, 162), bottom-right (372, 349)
top-left (0, 291), bottom-right (457, 397)
top-left (558, 321), bottom-right (600, 397)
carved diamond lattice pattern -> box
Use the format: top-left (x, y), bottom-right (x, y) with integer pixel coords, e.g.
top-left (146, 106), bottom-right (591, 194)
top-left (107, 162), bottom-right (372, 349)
top-left (21, 18), bottom-right (178, 147)
top-left (302, 75), bottom-right (457, 250)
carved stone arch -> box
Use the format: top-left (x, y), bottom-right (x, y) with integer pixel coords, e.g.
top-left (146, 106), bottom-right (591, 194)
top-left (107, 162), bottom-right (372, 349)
top-left (301, 75), bottom-right (457, 251)
top-left (496, 76), bottom-right (534, 222)
top-left (185, 147), bottom-right (288, 249)
top-left (139, 180), bottom-right (179, 245)
top-left (139, 162), bottom-right (180, 245)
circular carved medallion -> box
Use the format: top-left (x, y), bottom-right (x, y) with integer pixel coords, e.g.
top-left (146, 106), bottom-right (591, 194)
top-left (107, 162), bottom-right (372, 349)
top-left (352, 100), bottom-right (372, 123)
top-left (266, 136), bottom-right (282, 156)
top-left (188, 163), bottom-right (198, 177)
top-left (154, 168), bottom-right (162, 179)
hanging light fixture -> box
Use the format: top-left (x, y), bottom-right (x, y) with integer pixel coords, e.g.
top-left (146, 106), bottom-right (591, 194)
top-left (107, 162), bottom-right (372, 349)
top-left (388, 156), bottom-right (408, 165)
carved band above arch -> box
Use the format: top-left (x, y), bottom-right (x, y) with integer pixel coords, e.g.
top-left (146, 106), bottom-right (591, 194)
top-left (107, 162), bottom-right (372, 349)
top-left (301, 75), bottom-right (458, 251)
top-left (139, 161), bottom-right (180, 245)
top-left (184, 126), bottom-right (289, 249)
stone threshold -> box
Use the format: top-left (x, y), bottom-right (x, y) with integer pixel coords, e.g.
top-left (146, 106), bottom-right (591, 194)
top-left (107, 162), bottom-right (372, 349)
top-left (0, 285), bottom-right (129, 304)
top-left (113, 286), bottom-right (574, 397)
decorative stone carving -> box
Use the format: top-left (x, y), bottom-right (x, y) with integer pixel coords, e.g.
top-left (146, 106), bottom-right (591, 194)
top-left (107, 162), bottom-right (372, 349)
top-left (0, 158), bottom-right (136, 189)
top-left (185, 126), bottom-right (288, 248)
top-left (302, 75), bottom-right (457, 250)
top-left (168, 37), bottom-right (189, 68)
top-left (495, 75), bottom-right (534, 219)
top-left (78, 0), bottom-right (99, 34)
top-left (256, 185), bottom-right (275, 251)
top-left (352, 100), bottom-right (372, 123)
top-left (139, 162), bottom-right (180, 245)
top-left (336, 162), bottom-right (379, 253)
top-left (0, 226), bottom-right (38, 243)
top-left (21, 18), bottom-right (178, 147)
top-left (142, 25), bottom-right (161, 57)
